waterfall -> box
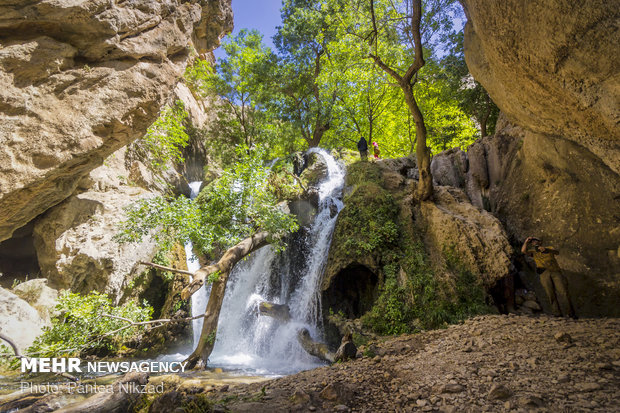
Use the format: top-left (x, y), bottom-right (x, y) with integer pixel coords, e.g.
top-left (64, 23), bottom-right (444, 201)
top-left (202, 148), bottom-right (345, 375)
top-left (185, 181), bottom-right (209, 348)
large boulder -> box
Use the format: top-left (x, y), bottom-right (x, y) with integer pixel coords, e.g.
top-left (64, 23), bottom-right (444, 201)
top-left (12, 278), bottom-right (59, 323)
top-left (419, 186), bottom-right (513, 287)
top-left (0, 0), bottom-right (233, 242)
top-left (32, 148), bottom-right (161, 300)
top-left (431, 121), bottom-right (620, 315)
top-left (461, 0), bottom-right (619, 174)
top-left (0, 288), bottom-right (46, 352)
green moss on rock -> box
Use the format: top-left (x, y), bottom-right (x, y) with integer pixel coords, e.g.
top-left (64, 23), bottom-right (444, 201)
top-left (325, 160), bottom-right (493, 336)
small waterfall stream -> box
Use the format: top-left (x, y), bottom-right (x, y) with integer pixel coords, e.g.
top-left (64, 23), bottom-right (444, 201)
top-left (184, 182), bottom-right (209, 347)
top-left (188, 149), bottom-right (345, 375)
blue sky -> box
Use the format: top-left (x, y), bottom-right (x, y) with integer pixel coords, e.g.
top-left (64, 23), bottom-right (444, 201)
top-left (213, 0), bottom-right (283, 59)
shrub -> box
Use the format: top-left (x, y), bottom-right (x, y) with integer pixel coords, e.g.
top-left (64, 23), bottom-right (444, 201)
top-left (135, 100), bottom-right (190, 173)
top-left (27, 291), bottom-right (153, 358)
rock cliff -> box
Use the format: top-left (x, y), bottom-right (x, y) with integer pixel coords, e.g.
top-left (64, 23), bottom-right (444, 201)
top-left (0, 0), bottom-right (233, 243)
top-left (445, 0), bottom-right (620, 316)
top-left (460, 0), bottom-right (619, 174)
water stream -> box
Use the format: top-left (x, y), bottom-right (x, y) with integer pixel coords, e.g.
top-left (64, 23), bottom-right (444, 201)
top-left (185, 149), bottom-right (345, 376)
top-left (184, 181), bottom-right (209, 346)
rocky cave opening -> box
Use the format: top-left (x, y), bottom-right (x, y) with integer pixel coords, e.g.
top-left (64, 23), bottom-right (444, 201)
top-left (323, 264), bottom-right (379, 319)
top-left (321, 264), bottom-right (379, 347)
top-left (0, 221), bottom-right (41, 289)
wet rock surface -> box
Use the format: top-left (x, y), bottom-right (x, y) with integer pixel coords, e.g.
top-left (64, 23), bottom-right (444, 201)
top-left (201, 315), bottom-right (619, 412)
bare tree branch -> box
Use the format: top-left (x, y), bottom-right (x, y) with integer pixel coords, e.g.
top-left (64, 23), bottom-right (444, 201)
top-left (139, 261), bottom-right (194, 276)
top-left (0, 329), bottom-right (78, 381)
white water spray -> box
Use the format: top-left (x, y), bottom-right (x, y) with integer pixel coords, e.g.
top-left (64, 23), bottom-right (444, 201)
top-left (197, 149), bottom-right (345, 375)
top-left (184, 181), bottom-right (209, 347)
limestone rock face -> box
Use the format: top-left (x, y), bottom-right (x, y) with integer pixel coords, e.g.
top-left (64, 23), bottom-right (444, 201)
top-left (12, 278), bottom-right (59, 323)
top-left (0, 0), bottom-right (233, 242)
top-left (457, 0), bottom-right (619, 315)
top-left (431, 120), bottom-right (620, 316)
top-left (461, 0), bottom-right (620, 174)
top-left (0, 287), bottom-right (46, 352)
top-left (32, 147), bottom-right (160, 300)
top-left (420, 186), bottom-right (513, 287)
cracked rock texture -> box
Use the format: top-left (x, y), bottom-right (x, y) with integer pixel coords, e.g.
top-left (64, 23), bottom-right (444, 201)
top-left (420, 186), bottom-right (513, 288)
top-left (461, 0), bottom-right (619, 174)
top-left (452, 0), bottom-right (620, 316)
top-left (0, 0), bottom-right (233, 242)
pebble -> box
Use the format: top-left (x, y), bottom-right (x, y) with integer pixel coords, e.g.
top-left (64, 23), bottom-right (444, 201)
top-left (579, 382), bottom-right (602, 392)
top-left (554, 332), bottom-right (573, 343)
top-left (557, 374), bottom-right (570, 383)
top-left (487, 384), bottom-right (513, 400)
top-left (441, 383), bottom-right (465, 394)
top-left (204, 315), bottom-right (619, 412)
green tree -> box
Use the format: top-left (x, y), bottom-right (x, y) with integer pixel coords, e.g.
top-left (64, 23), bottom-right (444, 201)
top-left (185, 32), bottom-right (305, 167)
top-left (272, 0), bottom-right (340, 148)
top-left (133, 100), bottom-right (189, 173)
top-left (442, 31), bottom-right (499, 137)
top-left (363, 0), bottom-right (435, 200)
top-left (117, 146), bottom-right (299, 369)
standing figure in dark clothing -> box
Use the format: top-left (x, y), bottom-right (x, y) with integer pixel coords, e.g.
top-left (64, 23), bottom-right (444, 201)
top-left (522, 236), bottom-right (575, 317)
top-left (357, 137), bottom-right (368, 161)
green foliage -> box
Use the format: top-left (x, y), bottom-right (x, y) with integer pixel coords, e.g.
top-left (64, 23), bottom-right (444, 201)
top-left (344, 160), bottom-right (383, 187)
top-left (207, 271), bottom-right (221, 285)
top-left (338, 165), bottom-right (491, 334)
top-left (182, 394), bottom-right (214, 413)
top-left (362, 279), bottom-right (413, 335)
top-left (27, 291), bottom-right (152, 358)
top-left (184, 32), bottom-right (305, 170)
top-left (442, 246), bottom-right (492, 320)
top-left (152, 249), bottom-right (176, 281)
top-left (193, 0), bottom-right (480, 161)
top-left (116, 146), bottom-right (299, 257)
top-left (441, 31), bottom-right (500, 138)
top-left (332, 180), bottom-right (399, 259)
top-left (136, 100), bottom-right (190, 172)
top-left (206, 331), bottom-right (217, 346)
top-left (268, 157), bottom-right (306, 201)
top-left (183, 57), bottom-right (214, 97)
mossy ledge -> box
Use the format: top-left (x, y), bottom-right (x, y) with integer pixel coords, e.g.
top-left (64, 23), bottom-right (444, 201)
top-left (323, 159), bottom-right (495, 338)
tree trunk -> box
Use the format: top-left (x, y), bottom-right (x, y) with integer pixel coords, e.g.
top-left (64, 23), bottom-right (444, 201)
top-left (402, 81), bottom-right (433, 201)
top-left (368, 0), bottom-right (432, 201)
top-left (183, 232), bottom-right (270, 369)
top-left (307, 122), bottom-right (328, 148)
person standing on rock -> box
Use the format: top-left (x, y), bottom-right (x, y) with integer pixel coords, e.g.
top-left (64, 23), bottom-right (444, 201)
top-left (372, 141), bottom-right (380, 159)
top-left (521, 237), bottom-right (575, 318)
top-left (357, 137), bottom-right (368, 161)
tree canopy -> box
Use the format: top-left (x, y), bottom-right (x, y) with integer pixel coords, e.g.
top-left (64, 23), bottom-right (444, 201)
top-left (116, 147), bottom-right (299, 258)
top-left (188, 0), bottom-right (494, 162)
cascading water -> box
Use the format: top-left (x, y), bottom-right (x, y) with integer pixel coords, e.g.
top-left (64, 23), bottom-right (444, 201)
top-left (184, 181), bottom-right (209, 347)
top-left (198, 148), bottom-right (345, 376)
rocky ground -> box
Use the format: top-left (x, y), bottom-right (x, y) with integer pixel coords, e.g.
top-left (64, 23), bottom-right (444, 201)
top-left (197, 315), bottom-right (619, 412)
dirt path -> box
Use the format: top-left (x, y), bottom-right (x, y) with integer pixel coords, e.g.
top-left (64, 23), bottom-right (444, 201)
top-left (198, 315), bottom-right (619, 412)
